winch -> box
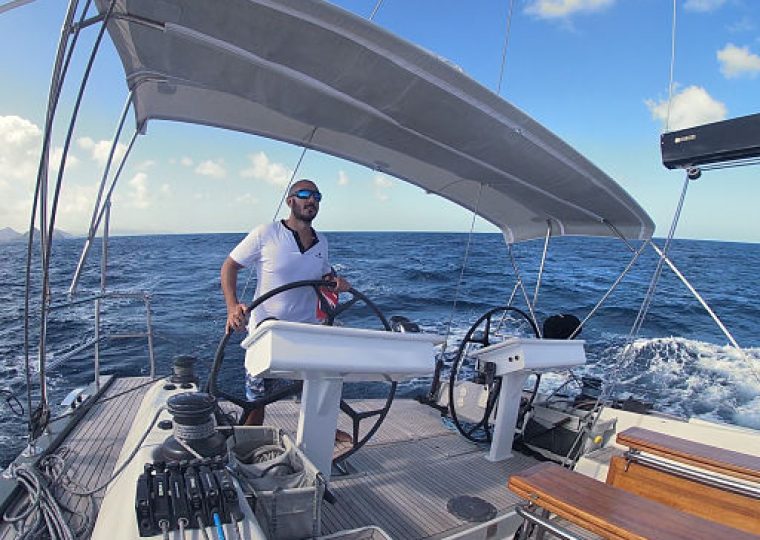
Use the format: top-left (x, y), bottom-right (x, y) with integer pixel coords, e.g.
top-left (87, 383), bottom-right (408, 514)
top-left (159, 392), bottom-right (227, 463)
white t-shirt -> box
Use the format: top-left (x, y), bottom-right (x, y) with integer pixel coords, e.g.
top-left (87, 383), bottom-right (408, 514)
top-left (230, 220), bottom-right (331, 328)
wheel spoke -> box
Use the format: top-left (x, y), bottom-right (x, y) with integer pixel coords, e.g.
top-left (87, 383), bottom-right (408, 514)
top-left (331, 295), bottom-right (360, 319)
top-left (206, 278), bottom-right (397, 469)
top-left (447, 306), bottom-right (539, 443)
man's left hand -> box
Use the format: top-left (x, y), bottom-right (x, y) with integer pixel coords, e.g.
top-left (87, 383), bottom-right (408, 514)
top-left (333, 276), bottom-right (351, 292)
top-left (324, 274), bottom-right (351, 293)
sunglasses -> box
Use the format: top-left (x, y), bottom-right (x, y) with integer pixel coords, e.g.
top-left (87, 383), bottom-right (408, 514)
top-left (290, 188), bottom-right (322, 202)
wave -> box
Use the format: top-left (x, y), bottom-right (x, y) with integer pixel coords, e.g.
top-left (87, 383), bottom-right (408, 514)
top-left (587, 336), bottom-right (760, 429)
top-left (3, 233), bottom-right (760, 467)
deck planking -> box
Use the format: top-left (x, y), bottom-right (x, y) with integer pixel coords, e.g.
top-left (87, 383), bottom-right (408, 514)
top-left (265, 398), bottom-right (538, 539)
top-left (2, 382), bottom-right (539, 540)
top-left (0, 377), bottom-right (153, 540)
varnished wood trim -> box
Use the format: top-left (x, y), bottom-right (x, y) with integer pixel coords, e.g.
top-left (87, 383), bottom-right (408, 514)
top-left (607, 455), bottom-right (760, 535)
top-left (617, 427), bottom-right (760, 483)
top-left (508, 462), bottom-right (758, 540)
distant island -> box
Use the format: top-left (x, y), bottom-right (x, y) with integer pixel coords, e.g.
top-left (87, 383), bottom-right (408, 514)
top-left (0, 227), bottom-right (75, 243)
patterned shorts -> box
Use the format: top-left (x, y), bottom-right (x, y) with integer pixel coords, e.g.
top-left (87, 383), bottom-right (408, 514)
top-left (245, 373), bottom-right (296, 401)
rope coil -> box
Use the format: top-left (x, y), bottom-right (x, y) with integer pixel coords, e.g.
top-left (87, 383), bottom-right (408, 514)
top-left (173, 418), bottom-right (215, 441)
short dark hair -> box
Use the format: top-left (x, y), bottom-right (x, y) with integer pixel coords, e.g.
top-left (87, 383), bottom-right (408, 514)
top-left (289, 180), bottom-right (317, 196)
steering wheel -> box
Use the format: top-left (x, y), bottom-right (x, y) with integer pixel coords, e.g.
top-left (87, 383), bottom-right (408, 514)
top-left (207, 279), bottom-right (396, 469)
top-left (447, 306), bottom-right (540, 443)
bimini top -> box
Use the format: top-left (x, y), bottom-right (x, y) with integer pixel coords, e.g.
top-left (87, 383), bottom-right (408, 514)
top-left (96, 0), bottom-right (654, 243)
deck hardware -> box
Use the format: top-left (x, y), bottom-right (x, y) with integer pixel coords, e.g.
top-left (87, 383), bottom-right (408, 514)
top-left (162, 394), bottom-right (227, 462)
top-left (446, 495), bottom-right (497, 522)
top-left (624, 449), bottom-right (639, 472)
top-left (515, 504), bottom-right (582, 540)
top-left (623, 449), bottom-right (760, 498)
top-left (171, 356), bottom-right (200, 385)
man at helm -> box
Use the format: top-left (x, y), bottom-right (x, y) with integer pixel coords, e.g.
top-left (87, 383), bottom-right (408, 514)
top-left (221, 179), bottom-right (350, 425)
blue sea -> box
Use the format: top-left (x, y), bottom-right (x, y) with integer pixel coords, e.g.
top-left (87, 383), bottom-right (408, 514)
top-left (1, 232), bottom-right (759, 468)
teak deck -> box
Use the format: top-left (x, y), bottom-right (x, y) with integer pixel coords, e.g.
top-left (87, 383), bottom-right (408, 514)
top-left (7, 378), bottom-right (758, 540)
top-left (0, 377), bottom-right (153, 540)
top-left (0, 377), bottom-right (536, 540)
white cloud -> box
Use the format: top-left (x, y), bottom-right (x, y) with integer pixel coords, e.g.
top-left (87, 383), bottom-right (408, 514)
top-left (717, 43), bottom-right (760, 78)
top-left (160, 183), bottom-right (171, 195)
top-left (195, 159), bottom-right (227, 179)
top-left (128, 172), bottom-right (151, 209)
top-left (49, 146), bottom-right (80, 173)
top-left (58, 182), bottom-right (98, 225)
top-left (180, 156), bottom-right (194, 167)
top-left (138, 159), bottom-right (156, 170)
top-left (645, 85), bottom-right (727, 131)
top-left (373, 174), bottom-right (393, 202)
top-left (525, 0), bottom-right (613, 19)
top-left (0, 115), bottom-right (41, 182)
top-left (727, 17), bottom-right (754, 34)
top-left (240, 151), bottom-right (292, 187)
top-left (236, 193), bottom-right (260, 205)
top-left (337, 170), bottom-right (350, 186)
top-left (77, 136), bottom-right (128, 166)
top-left (683, 0), bottom-right (726, 13)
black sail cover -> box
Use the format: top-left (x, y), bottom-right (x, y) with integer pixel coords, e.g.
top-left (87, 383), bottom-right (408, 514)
top-left (96, 0), bottom-right (654, 243)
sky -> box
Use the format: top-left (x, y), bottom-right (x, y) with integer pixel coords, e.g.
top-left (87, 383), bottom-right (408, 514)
top-left (0, 0), bottom-right (759, 241)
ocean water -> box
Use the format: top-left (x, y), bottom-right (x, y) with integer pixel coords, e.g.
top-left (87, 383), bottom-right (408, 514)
top-left (1, 232), bottom-right (759, 467)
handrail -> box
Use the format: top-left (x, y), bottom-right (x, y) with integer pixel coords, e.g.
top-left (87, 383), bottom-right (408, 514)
top-left (43, 290), bottom-right (156, 383)
top-left (514, 504), bottom-right (581, 540)
top-left (50, 290), bottom-right (148, 311)
top-left (624, 450), bottom-right (760, 499)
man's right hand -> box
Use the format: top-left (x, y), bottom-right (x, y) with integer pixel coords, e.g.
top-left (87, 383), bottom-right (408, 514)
top-left (226, 303), bottom-right (249, 333)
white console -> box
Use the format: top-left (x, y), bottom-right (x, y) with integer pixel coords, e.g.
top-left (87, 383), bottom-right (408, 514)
top-left (469, 338), bottom-right (586, 461)
top-left (242, 320), bottom-right (443, 478)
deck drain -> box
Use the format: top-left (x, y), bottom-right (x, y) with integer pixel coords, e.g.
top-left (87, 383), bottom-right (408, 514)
top-left (446, 496), bottom-right (497, 522)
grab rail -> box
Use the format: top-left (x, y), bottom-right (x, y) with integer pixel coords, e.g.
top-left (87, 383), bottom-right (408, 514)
top-left (45, 290), bottom-right (155, 389)
top-left (514, 504), bottom-right (581, 540)
top-left (624, 450), bottom-right (760, 499)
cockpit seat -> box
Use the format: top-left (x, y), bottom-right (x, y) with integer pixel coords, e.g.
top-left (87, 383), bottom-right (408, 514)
top-left (508, 461), bottom-right (758, 539)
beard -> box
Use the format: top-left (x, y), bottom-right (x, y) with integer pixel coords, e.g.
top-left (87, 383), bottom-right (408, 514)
top-left (293, 203), bottom-right (318, 223)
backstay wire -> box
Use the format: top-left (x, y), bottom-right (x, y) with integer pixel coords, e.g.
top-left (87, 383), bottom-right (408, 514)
top-left (507, 244), bottom-right (542, 338)
top-left (566, 173), bottom-right (693, 467)
top-left (440, 183), bottom-right (484, 356)
top-left (242, 1), bottom-right (386, 302)
top-left (496, 0), bottom-right (516, 95)
top-left (665, 0), bottom-right (677, 133)
top-left (493, 223), bottom-right (549, 336)
top-left (605, 0), bottom-right (685, 398)
top-left (569, 0), bottom-right (758, 461)
top-left (240, 128), bottom-right (316, 300)
top-left (611, 175), bottom-right (690, 393)
top-left (648, 243), bottom-right (760, 386)
top-left (612, 0), bottom-right (757, 384)
top-left (569, 241), bottom-right (649, 340)
top-left (532, 220), bottom-right (552, 310)
top-left (368, 0), bottom-right (384, 21)
top-left (632, 176), bottom-right (691, 338)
